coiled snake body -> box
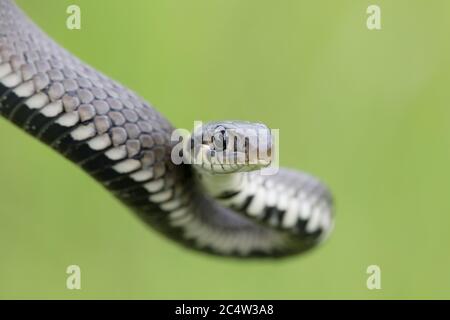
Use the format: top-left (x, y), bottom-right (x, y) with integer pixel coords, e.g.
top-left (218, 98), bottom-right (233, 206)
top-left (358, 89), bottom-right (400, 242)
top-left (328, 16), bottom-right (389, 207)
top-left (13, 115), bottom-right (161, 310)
top-left (0, 0), bottom-right (334, 258)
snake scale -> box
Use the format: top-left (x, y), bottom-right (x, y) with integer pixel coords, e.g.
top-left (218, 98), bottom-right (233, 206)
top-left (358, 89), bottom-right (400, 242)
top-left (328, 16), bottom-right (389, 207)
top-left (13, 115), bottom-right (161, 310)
top-left (0, 0), bottom-right (334, 258)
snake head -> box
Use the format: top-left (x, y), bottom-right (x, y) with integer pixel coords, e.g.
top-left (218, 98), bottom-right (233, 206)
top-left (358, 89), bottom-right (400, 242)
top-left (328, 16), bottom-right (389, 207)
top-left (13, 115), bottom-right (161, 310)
top-left (189, 121), bottom-right (273, 174)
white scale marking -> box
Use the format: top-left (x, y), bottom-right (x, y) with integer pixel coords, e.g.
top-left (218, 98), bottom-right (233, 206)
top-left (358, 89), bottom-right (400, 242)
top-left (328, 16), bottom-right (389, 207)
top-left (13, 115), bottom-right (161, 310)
top-left (40, 101), bottom-right (63, 117)
top-left (70, 123), bottom-right (96, 141)
top-left (265, 189), bottom-right (277, 207)
top-left (170, 212), bottom-right (193, 227)
top-left (113, 159), bottom-right (141, 174)
top-left (169, 207), bottom-right (188, 220)
top-left (298, 193), bottom-right (312, 220)
top-left (276, 192), bottom-right (289, 211)
top-left (246, 186), bottom-right (266, 217)
top-left (0, 63), bottom-right (12, 78)
top-left (105, 146), bottom-right (127, 161)
top-left (1, 72), bottom-right (21, 87)
top-left (191, 220), bottom-right (212, 247)
top-left (319, 207), bottom-right (331, 231)
top-left (192, 227), bottom-right (213, 249)
top-left (87, 134), bottom-right (111, 150)
top-left (184, 218), bottom-right (203, 240)
top-left (160, 198), bottom-right (182, 211)
top-left (143, 179), bottom-right (164, 193)
top-left (282, 198), bottom-right (300, 228)
top-left (232, 177), bottom-right (257, 208)
top-left (265, 179), bottom-right (275, 189)
top-left (13, 80), bottom-right (34, 97)
top-left (130, 169), bottom-right (153, 182)
top-left (55, 111), bottom-right (79, 127)
top-left (149, 189), bottom-right (173, 203)
top-left (306, 204), bottom-right (323, 233)
top-left (26, 92), bottom-right (49, 109)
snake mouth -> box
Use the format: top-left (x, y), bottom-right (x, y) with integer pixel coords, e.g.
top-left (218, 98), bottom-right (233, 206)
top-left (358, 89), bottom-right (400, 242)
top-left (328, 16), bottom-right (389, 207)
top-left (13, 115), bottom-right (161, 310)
top-left (208, 148), bottom-right (272, 165)
top-left (203, 148), bottom-right (272, 174)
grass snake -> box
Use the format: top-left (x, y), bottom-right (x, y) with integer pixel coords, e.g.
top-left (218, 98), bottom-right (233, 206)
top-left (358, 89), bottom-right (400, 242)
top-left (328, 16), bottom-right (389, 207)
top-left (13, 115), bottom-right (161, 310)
top-left (0, 0), bottom-right (334, 258)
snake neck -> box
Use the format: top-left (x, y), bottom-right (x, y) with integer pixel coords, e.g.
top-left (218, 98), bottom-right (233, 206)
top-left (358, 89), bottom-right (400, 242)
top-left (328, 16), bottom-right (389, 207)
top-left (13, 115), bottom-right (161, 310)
top-left (194, 167), bottom-right (334, 243)
top-left (194, 169), bottom-right (245, 198)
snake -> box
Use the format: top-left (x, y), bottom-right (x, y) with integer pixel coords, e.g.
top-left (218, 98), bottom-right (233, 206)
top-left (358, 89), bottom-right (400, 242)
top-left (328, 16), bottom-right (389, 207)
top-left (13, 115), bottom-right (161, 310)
top-left (0, 0), bottom-right (334, 258)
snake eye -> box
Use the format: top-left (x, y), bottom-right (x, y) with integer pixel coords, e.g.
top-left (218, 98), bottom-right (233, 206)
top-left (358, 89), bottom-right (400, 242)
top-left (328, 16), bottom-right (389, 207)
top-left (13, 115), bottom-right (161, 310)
top-left (213, 130), bottom-right (227, 151)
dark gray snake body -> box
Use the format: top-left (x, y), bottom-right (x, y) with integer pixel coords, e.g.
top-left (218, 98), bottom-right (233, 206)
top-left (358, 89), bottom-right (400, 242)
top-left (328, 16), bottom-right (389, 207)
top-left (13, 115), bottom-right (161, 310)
top-left (0, 0), bottom-right (334, 258)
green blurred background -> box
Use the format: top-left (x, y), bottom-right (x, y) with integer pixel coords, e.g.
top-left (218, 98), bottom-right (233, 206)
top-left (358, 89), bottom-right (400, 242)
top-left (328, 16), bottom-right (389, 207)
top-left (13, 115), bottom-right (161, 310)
top-left (1, 0), bottom-right (450, 299)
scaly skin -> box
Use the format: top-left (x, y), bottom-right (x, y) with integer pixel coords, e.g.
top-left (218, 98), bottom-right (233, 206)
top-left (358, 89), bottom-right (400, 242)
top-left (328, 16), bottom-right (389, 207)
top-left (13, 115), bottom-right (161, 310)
top-left (0, 0), bottom-right (334, 258)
